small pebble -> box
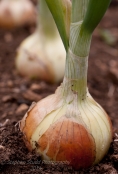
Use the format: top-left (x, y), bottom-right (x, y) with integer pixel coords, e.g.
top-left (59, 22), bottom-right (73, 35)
top-left (2, 95), bottom-right (12, 102)
top-left (16, 104), bottom-right (29, 114)
top-left (4, 33), bottom-right (13, 43)
top-left (30, 83), bottom-right (41, 90)
top-left (0, 145), bottom-right (5, 150)
top-left (7, 80), bottom-right (13, 87)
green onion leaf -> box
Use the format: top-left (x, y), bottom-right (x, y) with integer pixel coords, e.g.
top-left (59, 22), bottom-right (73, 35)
top-left (81, 0), bottom-right (111, 34)
top-left (45, 0), bottom-right (71, 51)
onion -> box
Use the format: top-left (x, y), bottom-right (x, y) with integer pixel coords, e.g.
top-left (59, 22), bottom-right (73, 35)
top-left (0, 0), bottom-right (36, 28)
top-left (15, 0), bottom-right (66, 83)
top-left (20, 0), bottom-right (113, 170)
top-left (20, 85), bottom-right (112, 170)
top-left (16, 30), bottom-right (66, 83)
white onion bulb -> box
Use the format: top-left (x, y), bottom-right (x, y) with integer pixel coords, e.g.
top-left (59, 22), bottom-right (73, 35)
top-left (20, 85), bottom-right (112, 170)
top-left (15, 0), bottom-right (66, 83)
top-left (16, 30), bottom-right (66, 83)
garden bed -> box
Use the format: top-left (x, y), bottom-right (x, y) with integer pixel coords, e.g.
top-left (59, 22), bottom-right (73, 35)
top-left (0, 2), bottom-right (118, 174)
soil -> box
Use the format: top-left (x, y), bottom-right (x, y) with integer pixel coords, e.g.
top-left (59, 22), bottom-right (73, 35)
top-left (0, 1), bottom-right (118, 174)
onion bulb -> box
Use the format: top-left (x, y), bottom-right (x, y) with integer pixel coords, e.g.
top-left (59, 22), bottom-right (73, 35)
top-left (0, 0), bottom-right (36, 28)
top-left (16, 29), bottom-right (66, 83)
top-left (20, 84), bottom-right (112, 170)
top-left (15, 0), bottom-right (66, 83)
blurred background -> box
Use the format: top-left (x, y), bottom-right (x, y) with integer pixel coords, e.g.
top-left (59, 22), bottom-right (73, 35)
top-left (0, 0), bottom-right (118, 130)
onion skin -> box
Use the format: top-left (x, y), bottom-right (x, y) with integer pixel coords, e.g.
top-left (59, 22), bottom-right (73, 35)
top-left (38, 117), bottom-right (96, 169)
top-left (20, 90), bottom-right (62, 143)
top-left (0, 0), bottom-right (36, 29)
top-left (20, 87), bottom-right (113, 170)
top-left (21, 108), bottom-right (96, 169)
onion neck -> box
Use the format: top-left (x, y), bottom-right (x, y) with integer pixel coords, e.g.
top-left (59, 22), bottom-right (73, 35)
top-left (62, 21), bottom-right (92, 102)
top-left (37, 0), bottom-right (58, 39)
top-left (60, 0), bottom-right (92, 102)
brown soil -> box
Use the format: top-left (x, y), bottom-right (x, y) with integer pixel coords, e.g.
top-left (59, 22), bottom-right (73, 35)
top-left (0, 1), bottom-right (118, 174)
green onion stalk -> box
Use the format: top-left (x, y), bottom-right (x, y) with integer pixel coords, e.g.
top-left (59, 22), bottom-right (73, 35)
top-left (20, 0), bottom-right (113, 170)
top-left (16, 0), bottom-right (67, 83)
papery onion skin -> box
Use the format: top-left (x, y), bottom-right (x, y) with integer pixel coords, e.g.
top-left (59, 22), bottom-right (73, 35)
top-left (38, 117), bottom-right (96, 169)
top-left (20, 105), bottom-right (96, 169)
top-left (20, 87), bottom-right (113, 170)
top-left (0, 0), bottom-right (36, 29)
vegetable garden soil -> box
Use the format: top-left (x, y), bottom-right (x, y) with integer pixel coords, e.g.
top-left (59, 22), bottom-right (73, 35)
top-left (0, 2), bottom-right (118, 174)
